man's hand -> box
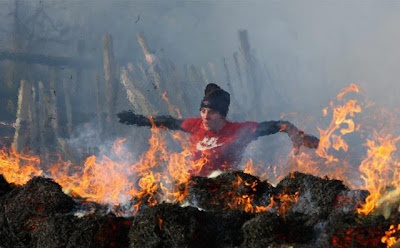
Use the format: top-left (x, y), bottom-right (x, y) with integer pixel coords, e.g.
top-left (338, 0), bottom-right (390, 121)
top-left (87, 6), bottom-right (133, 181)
top-left (290, 131), bottom-right (319, 154)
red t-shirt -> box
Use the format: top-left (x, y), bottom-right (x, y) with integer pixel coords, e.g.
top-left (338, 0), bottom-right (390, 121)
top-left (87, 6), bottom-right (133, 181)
top-left (181, 118), bottom-right (258, 176)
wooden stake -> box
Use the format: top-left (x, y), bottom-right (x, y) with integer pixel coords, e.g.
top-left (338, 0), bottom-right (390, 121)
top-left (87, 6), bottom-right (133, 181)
top-left (48, 68), bottom-right (59, 136)
top-left (238, 30), bottom-right (260, 119)
top-left (13, 80), bottom-right (31, 152)
top-left (199, 66), bottom-right (209, 86)
top-left (102, 34), bottom-right (119, 132)
top-left (137, 32), bottom-right (161, 89)
top-left (137, 61), bottom-right (148, 82)
top-left (223, 57), bottom-right (234, 95)
top-left (93, 72), bottom-right (104, 135)
top-left (120, 66), bottom-right (155, 116)
top-left (62, 77), bottom-right (73, 137)
top-left (37, 81), bottom-right (50, 167)
top-left (29, 83), bottom-right (40, 152)
top-left (233, 52), bottom-right (244, 88)
top-left (208, 62), bottom-right (219, 85)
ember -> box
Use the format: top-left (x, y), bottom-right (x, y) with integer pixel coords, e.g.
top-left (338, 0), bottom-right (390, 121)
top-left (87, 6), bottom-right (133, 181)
top-left (0, 170), bottom-right (399, 247)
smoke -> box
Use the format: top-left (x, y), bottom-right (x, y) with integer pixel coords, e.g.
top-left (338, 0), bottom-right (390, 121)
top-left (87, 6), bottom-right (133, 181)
top-left (3, 0), bottom-right (399, 113)
top-left (3, 0), bottom-right (400, 194)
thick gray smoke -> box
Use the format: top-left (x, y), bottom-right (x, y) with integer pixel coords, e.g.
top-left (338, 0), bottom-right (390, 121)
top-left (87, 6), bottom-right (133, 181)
top-left (3, 0), bottom-right (400, 109)
top-left (1, 0), bottom-right (400, 186)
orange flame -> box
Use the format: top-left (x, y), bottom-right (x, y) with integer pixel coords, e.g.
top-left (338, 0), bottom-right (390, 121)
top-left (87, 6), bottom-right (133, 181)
top-left (357, 132), bottom-right (400, 215)
top-left (337, 83), bottom-right (359, 101)
top-left (272, 84), bottom-right (363, 187)
top-left (243, 159), bottom-right (269, 181)
top-left (382, 224), bottom-right (400, 247)
top-left (227, 174), bottom-right (260, 213)
top-left (0, 144), bottom-right (42, 185)
top-left (316, 84), bottom-right (361, 163)
top-left (2, 82), bottom-right (400, 221)
top-left (316, 98), bottom-right (361, 163)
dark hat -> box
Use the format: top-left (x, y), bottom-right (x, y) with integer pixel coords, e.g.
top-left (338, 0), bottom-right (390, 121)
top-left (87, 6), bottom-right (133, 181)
top-left (200, 83), bottom-right (230, 116)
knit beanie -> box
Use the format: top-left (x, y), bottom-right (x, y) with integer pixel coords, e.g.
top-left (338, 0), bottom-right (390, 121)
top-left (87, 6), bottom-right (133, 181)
top-left (200, 83), bottom-right (230, 117)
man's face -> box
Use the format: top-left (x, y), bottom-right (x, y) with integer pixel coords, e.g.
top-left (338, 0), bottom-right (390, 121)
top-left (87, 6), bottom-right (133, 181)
top-left (200, 107), bottom-right (226, 131)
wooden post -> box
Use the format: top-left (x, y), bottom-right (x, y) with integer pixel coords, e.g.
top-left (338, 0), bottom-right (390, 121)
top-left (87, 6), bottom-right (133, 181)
top-left (37, 81), bottom-right (50, 167)
top-left (199, 66), bottom-right (209, 86)
top-left (223, 57), bottom-right (234, 95)
top-left (137, 61), bottom-right (149, 82)
top-left (185, 65), bottom-right (205, 114)
top-left (73, 40), bottom-right (85, 94)
top-left (13, 80), bottom-right (32, 152)
top-left (137, 33), bottom-right (178, 116)
top-left (48, 68), bottom-right (70, 157)
top-left (137, 32), bottom-right (161, 89)
top-left (239, 30), bottom-right (257, 89)
top-left (62, 77), bottom-right (73, 137)
top-left (233, 52), bottom-right (244, 88)
top-left (48, 68), bottom-right (59, 138)
top-left (4, 0), bottom-right (24, 124)
top-left (168, 61), bottom-right (188, 117)
top-left (93, 72), bottom-right (104, 135)
top-left (102, 34), bottom-right (119, 133)
top-left (120, 66), bottom-right (155, 116)
top-left (238, 30), bottom-right (260, 119)
top-left (29, 83), bottom-right (40, 152)
top-left (208, 62), bottom-right (219, 85)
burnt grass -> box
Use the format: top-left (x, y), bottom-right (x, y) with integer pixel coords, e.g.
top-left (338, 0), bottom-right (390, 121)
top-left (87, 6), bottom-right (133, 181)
top-left (0, 171), bottom-right (398, 248)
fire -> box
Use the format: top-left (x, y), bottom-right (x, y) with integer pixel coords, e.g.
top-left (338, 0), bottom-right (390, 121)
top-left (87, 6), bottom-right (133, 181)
top-left (227, 174), bottom-right (299, 215)
top-left (316, 84), bottom-right (361, 163)
top-left (0, 144), bottom-right (42, 185)
top-left (127, 119), bottom-right (191, 211)
top-left (227, 174), bottom-right (259, 213)
top-left (273, 191), bottom-right (299, 217)
top-left (382, 224), bottom-right (400, 247)
top-left (337, 84), bottom-right (359, 101)
top-left (264, 84), bottom-right (363, 187)
top-left (1, 82), bottom-right (400, 221)
top-left (243, 159), bottom-right (269, 181)
top-left (357, 132), bottom-right (400, 215)
top-left (0, 119), bottom-right (201, 214)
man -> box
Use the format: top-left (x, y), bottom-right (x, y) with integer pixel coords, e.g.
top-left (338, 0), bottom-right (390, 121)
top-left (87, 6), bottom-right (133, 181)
top-left (118, 83), bottom-right (319, 177)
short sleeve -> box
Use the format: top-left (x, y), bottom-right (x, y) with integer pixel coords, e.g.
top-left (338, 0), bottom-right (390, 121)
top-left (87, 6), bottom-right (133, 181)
top-left (181, 118), bottom-right (202, 133)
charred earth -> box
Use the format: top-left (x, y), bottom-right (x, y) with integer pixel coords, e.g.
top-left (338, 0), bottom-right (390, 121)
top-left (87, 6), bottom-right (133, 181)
top-left (0, 171), bottom-right (399, 248)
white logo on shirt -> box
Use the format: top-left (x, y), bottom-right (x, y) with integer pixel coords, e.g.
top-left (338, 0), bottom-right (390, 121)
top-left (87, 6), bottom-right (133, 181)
top-left (196, 137), bottom-right (224, 151)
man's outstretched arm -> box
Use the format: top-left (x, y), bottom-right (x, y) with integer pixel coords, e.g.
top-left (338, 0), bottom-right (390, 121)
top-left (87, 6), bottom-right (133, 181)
top-left (255, 120), bottom-right (319, 150)
top-left (117, 110), bottom-right (185, 131)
